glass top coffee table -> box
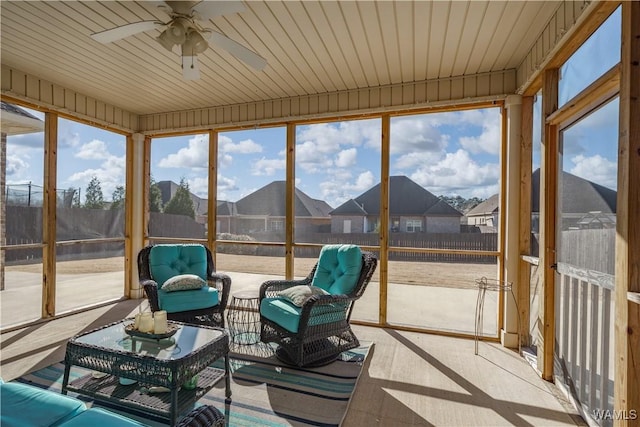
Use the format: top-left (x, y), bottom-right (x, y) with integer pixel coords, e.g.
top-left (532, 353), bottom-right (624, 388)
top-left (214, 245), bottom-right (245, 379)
top-left (61, 318), bottom-right (230, 426)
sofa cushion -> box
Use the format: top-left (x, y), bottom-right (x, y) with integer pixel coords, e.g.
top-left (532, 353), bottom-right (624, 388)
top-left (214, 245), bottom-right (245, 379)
top-left (158, 286), bottom-right (219, 313)
top-left (61, 407), bottom-right (147, 427)
top-left (0, 381), bottom-right (86, 427)
top-left (260, 298), bottom-right (347, 333)
top-left (312, 245), bottom-right (362, 295)
top-left (149, 244), bottom-right (207, 287)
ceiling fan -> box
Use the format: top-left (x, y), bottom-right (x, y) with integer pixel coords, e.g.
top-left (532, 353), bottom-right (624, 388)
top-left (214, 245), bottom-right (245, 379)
top-left (90, 1), bottom-right (267, 80)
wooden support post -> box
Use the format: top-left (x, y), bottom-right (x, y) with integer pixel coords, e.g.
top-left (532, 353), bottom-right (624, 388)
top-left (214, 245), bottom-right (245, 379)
top-left (614, 1), bottom-right (640, 424)
top-left (379, 115), bottom-right (390, 325)
top-left (539, 69), bottom-right (558, 381)
top-left (42, 112), bottom-right (57, 318)
top-left (285, 123), bottom-right (295, 280)
top-left (519, 96), bottom-right (534, 346)
top-left (208, 130), bottom-right (218, 263)
top-left (142, 136), bottom-right (151, 247)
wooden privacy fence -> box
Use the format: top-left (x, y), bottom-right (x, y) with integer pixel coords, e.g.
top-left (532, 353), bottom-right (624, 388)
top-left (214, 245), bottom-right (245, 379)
top-left (554, 262), bottom-right (614, 427)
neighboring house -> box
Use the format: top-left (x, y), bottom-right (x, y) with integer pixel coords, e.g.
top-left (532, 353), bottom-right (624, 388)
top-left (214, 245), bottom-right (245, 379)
top-left (216, 181), bottom-right (333, 235)
top-left (156, 181), bottom-right (208, 224)
top-left (471, 169), bottom-right (618, 234)
top-left (532, 168), bottom-right (617, 231)
top-left (330, 176), bottom-right (462, 233)
top-left (465, 194), bottom-right (499, 233)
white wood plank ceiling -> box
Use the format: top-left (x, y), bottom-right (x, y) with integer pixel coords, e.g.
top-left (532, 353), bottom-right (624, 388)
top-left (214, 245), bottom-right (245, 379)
top-left (0, 1), bottom-right (560, 116)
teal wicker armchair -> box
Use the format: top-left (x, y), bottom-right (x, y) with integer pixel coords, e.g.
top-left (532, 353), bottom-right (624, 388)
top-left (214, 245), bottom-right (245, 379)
top-left (259, 245), bottom-right (377, 367)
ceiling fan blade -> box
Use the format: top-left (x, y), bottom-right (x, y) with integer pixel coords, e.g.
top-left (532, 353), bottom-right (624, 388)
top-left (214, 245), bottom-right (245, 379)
top-left (192, 1), bottom-right (245, 21)
top-left (207, 31), bottom-right (267, 71)
top-left (91, 21), bottom-right (163, 44)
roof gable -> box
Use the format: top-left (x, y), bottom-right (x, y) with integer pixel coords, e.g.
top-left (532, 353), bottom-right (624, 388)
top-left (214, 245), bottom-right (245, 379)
top-left (331, 176), bottom-right (460, 216)
top-left (532, 169), bottom-right (616, 213)
top-left (235, 181), bottom-right (332, 217)
top-left (466, 194), bottom-right (500, 216)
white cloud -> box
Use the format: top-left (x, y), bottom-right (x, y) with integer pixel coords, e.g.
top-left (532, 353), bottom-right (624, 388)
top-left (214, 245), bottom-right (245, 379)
top-left (216, 175), bottom-right (238, 201)
top-left (296, 120), bottom-right (381, 173)
top-left (5, 154), bottom-right (29, 177)
top-left (458, 114), bottom-right (501, 155)
top-left (76, 139), bottom-right (110, 160)
top-left (410, 149), bottom-right (500, 198)
top-left (390, 118), bottom-right (447, 155)
top-left (570, 154), bottom-right (617, 190)
top-left (335, 148), bottom-right (357, 168)
top-left (67, 155), bottom-right (126, 201)
top-left (220, 137), bottom-right (263, 154)
top-left (318, 170), bottom-right (377, 207)
top-left (158, 134), bottom-right (208, 169)
top-left (252, 157), bottom-right (285, 176)
top-left (185, 176), bottom-right (208, 198)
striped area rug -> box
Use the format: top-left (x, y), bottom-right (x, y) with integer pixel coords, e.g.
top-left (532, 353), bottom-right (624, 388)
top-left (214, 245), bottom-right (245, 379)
top-left (15, 341), bottom-right (373, 426)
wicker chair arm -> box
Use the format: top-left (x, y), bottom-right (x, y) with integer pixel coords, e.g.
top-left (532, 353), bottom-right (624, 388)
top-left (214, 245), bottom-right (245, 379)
top-left (176, 404), bottom-right (224, 427)
top-left (296, 293), bottom-right (354, 333)
top-left (208, 271), bottom-right (232, 310)
top-left (141, 280), bottom-right (161, 311)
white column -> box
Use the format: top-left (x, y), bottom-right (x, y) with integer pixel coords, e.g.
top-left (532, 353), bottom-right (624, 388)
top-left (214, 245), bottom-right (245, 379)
top-left (502, 94), bottom-right (523, 349)
top-left (129, 133), bottom-right (145, 298)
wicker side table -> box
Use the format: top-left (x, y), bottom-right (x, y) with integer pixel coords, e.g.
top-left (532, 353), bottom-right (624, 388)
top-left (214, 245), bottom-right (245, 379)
top-left (227, 290), bottom-right (260, 345)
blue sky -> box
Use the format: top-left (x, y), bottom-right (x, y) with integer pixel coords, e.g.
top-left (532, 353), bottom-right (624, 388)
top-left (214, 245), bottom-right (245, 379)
top-left (6, 7), bottom-right (621, 208)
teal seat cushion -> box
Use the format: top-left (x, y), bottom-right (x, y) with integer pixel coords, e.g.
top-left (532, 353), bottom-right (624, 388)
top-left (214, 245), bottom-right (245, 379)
top-left (312, 244), bottom-right (363, 295)
top-left (149, 244), bottom-right (207, 287)
top-left (260, 297), bottom-right (346, 333)
top-left (61, 407), bottom-right (147, 427)
top-left (0, 381), bottom-right (86, 427)
top-left (158, 286), bottom-right (219, 313)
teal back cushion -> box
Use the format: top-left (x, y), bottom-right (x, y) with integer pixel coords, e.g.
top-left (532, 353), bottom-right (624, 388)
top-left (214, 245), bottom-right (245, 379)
top-left (149, 244), bottom-right (207, 287)
top-left (312, 244), bottom-right (362, 295)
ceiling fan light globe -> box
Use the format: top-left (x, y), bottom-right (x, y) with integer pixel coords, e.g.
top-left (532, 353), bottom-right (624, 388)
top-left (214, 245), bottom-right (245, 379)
top-left (183, 31), bottom-right (209, 55)
top-left (156, 30), bottom-right (176, 51)
top-left (166, 19), bottom-right (187, 44)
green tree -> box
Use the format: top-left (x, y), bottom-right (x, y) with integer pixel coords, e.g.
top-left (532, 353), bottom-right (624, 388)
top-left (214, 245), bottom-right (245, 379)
top-left (163, 178), bottom-right (195, 219)
top-left (110, 185), bottom-right (125, 210)
top-left (84, 176), bottom-right (105, 209)
top-left (149, 175), bottom-right (163, 213)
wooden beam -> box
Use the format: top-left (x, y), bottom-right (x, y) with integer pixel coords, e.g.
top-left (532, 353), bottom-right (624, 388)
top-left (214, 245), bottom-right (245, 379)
top-left (42, 112), bottom-right (57, 318)
top-left (285, 123), bottom-right (295, 280)
top-left (208, 131), bottom-right (218, 262)
top-left (519, 96), bottom-right (534, 346)
top-left (498, 104), bottom-right (508, 331)
top-left (547, 64), bottom-right (620, 127)
top-left (124, 134), bottom-right (134, 296)
top-left (539, 69), bottom-right (558, 381)
top-left (379, 115), bottom-right (390, 325)
top-left (614, 1), bottom-right (640, 424)
top-left (142, 136), bottom-right (151, 246)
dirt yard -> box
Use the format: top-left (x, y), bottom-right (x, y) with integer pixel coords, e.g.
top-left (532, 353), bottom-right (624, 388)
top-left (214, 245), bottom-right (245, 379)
top-left (6, 253), bottom-right (497, 289)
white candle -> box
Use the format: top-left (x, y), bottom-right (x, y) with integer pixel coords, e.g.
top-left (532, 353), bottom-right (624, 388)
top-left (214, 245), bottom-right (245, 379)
top-left (133, 313), bottom-right (142, 330)
top-left (138, 312), bottom-right (154, 333)
top-left (154, 310), bottom-right (168, 334)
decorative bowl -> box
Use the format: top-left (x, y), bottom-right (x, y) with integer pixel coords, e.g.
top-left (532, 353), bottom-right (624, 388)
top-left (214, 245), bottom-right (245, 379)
top-left (124, 322), bottom-right (179, 340)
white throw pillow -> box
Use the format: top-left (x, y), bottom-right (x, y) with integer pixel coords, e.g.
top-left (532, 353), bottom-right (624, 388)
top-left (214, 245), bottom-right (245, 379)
top-left (279, 285), bottom-right (329, 307)
top-left (161, 274), bottom-right (206, 292)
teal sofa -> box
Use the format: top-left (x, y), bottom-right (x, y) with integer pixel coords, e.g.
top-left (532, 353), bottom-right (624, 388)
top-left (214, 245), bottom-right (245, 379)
top-left (0, 378), bottom-right (146, 427)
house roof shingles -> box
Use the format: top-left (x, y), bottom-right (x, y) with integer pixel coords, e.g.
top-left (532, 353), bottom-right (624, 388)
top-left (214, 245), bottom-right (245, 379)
top-left (331, 176), bottom-right (461, 217)
top-left (234, 181), bottom-right (332, 217)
